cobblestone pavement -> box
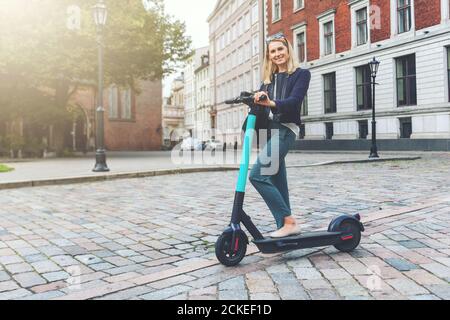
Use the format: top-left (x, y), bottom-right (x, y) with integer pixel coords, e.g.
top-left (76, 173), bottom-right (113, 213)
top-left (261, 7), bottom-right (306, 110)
top-left (0, 153), bottom-right (449, 300)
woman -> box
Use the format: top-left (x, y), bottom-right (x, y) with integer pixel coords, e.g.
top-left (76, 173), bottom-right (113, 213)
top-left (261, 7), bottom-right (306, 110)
top-left (250, 33), bottom-right (311, 238)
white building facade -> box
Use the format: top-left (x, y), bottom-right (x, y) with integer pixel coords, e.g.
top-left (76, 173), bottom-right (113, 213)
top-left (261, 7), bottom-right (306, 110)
top-left (266, 0), bottom-right (450, 151)
top-left (208, 0), bottom-right (265, 147)
top-left (183, 46), bottom-right (209, 139)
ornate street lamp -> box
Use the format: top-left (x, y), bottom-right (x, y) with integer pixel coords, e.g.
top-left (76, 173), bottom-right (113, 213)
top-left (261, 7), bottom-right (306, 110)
top-left (368, 57), bottom-right (380, 159)
top-left (92, 0), bottom-right (109, 172)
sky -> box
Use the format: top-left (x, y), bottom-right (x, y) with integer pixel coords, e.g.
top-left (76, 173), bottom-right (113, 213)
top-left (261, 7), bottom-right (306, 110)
top-left (162, 0), bottom-right (217, 97)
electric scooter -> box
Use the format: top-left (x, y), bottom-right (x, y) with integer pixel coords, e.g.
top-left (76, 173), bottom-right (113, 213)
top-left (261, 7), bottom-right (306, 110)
top-left (215, 92), bottom-right (364, 266)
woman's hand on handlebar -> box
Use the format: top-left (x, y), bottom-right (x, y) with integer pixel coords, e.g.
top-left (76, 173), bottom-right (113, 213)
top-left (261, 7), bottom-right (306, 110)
top-left (254, 91), bottom-right (275, 108)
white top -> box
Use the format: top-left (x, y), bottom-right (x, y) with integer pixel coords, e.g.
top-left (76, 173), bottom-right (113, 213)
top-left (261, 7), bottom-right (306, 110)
top-left (270, 73), bottom-right (299, 138)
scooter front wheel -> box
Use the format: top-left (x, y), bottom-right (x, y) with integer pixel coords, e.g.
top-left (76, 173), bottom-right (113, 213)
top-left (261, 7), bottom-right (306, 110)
top-left (215, 233), bottom-right (247, 267)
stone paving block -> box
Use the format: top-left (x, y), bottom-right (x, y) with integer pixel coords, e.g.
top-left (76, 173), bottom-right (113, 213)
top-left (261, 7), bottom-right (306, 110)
top-left (434, 257), bottom-right (450, 267)
top-left (103, 256), bottom-right (134, 267)
top-left (189, 286), bottom-right (217, 297)
top-left (20, 290), bottom-right (65, 300)
top-left (398, 240), bottom-right (428, 249)
top-left (424, 284), bottom-right (450, 300)
top-left (42, 271), bottom-right (70, 282)
top-left (5, 263), bottom-right (33, 274)
top-left (103, 264), bottom-right (145, 276)
top-left (74, 254), bottom-right (103, 265)
top-left (6, 240), bottom-right (31, 249)
top-left (246, 279), bottom-right (277, 294)
top-left (265, 264), bottom-right (290, 274)
top-left (31, 260), bottom-right (61, 273)
top-left (139, 285), bottom-right (191, 300)
top-left (218, 289), bottom-right (248, 300)
top-left (407, 294), bottom-right (440, 300)
top-left (0, 255), bottom-right (24, 265)
top-left (149, 274), bottom-right (197, 290)
top-left (0, 271), bottom-right (11, 282)
top-left (320, 268), bottom-right (353, 280)
top-left (29, 240), bottom-right (52, 248)
top-left (50, 255), bottom-right (80, 267)
top-left (0, 248), bottom-right (15, 256)
top-left (250, 293), bottom-right (280, 300)
top-left (160, 248), bottom-right (186, 256)
top-left (301, 279), bottom-right (332, 290)
top-left (39, 246), bottom-right (66, 257)
top-left (97, 286), bottom-right (155, 300)
top-left (277, 283), bottom-right (309, 300)
top-left (0, 288), bottom-right (32, 300)
top-left (115, 249), bottom-right (139, 257)
top-left (91, 250), bottom-right (116, 258)
top-left (14, 247), bottom-right (40, 256)
top-left (307, 289), bottom-right (340, 300)
top-left (0, 281), bottom-right (20, 293)
top-left (100, 242), bottom-right (126, 251)
top-left (293, 268), bottom-right (323, 280)
top-left (386, 277), bottom-right (430, 296)
top-left (31, 281), bottom-right (67, 294)
top-left (219, 276), bottom-right (246, 291)
top-left (24, 254), bottom-right (48, 263)
top-left (329, 279), bottom-right (370, 297)
top-left (83, 262), bottom-right (113, 272)
top-left (13, 272), bottom-right (47, 288)
top-left (420, 263), bottom-right (450, 280)
top-left (385, 258), bottom-right (419, 271)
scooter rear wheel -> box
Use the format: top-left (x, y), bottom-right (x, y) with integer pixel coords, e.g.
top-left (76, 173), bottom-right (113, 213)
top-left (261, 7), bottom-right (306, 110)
top-left (333, 221), bottom-right (361, 252)
top-left (215, 233), bottom-right (247, 267)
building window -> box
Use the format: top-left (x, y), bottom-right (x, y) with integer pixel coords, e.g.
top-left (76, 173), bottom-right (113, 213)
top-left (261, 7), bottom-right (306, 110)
top-left (121, 89), bottom-right (132, 120)
top-left (397, 0), bottom-right (412, 33)
top-left (447, 47), bottom-right (450, 102)
top-left (358, 120), bottom-right (368, 139)
top-left (109, 86), bottom-right (119, 119)
top-left (325, 122), bottom-right (334, 140)
top-left (323, 21), bottom-right (334, 56)
top-left (301, 94), bottom-right (308, 116)
top-left (294, 0), bottom-right (305, 11)
top-left (323, 73), bottom-right (336, 113)
top-left (399, 117), bottom-right (412, 138)
top-left (396, 54), bottom-right (417, 106)
top-left (252, 34), bottom-right (259, 56)
top-left (356, 7), bottom-right (368, 46)
top-left (273, 0), bottom-right (281, 22)
top-left (252, 3), bottom-right (259, 25)
top-left (296, 32), bottom-right (306, 63)
top-left (355, 65), bottom-right (372, 110)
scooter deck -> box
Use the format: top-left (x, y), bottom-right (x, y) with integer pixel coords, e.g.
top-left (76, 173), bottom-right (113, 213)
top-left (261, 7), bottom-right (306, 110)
top-left (253, 231), bottom-right (343, 254)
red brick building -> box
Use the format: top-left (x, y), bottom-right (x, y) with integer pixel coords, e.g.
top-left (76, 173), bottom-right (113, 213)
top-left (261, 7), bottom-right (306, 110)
top-left (71, 80), bottom-right (163, 152)
top-left (265, 0), bottom-right (450, 150)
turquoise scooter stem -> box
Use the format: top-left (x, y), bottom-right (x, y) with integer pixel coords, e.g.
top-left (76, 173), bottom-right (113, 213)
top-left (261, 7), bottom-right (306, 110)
top-left (236, 114), bottom-right (256, 192)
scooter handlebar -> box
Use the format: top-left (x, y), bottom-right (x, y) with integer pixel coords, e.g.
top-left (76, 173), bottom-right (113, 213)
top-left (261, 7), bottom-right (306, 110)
top-left (225, 92), bottom-right (267, 105)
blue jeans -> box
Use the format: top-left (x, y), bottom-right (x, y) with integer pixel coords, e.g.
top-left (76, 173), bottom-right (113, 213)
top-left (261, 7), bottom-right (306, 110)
top-left (249, 121), bottom-right (296, 229)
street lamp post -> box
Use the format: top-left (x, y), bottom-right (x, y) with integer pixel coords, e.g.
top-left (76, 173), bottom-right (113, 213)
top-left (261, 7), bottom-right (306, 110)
top-left (368, 57), bottom-right (380, 159)
top-left (92, 0), bottom-right (109, 172)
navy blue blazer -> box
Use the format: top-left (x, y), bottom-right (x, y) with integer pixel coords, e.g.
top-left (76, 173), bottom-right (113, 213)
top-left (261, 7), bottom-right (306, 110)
top-left (261, 68), bottom-right (311, 126)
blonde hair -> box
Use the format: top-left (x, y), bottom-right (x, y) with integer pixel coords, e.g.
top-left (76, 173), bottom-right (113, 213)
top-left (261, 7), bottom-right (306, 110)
top-left (262, 38), bottom-right (300, 85)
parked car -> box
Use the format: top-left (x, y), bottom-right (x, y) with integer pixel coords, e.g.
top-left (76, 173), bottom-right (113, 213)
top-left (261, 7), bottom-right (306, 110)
top-left (180, 137), bottom-right (203, 151)
top-left (204, 139), bottom-right (223, 151)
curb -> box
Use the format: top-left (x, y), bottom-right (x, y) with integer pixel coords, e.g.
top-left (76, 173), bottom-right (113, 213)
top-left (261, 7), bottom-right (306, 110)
top-left (0, 156), bottom-right (421, 191)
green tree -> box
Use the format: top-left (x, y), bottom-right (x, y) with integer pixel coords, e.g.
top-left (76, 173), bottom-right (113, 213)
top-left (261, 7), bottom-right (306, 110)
top-left (0, 0), bottom-right (192, 154)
